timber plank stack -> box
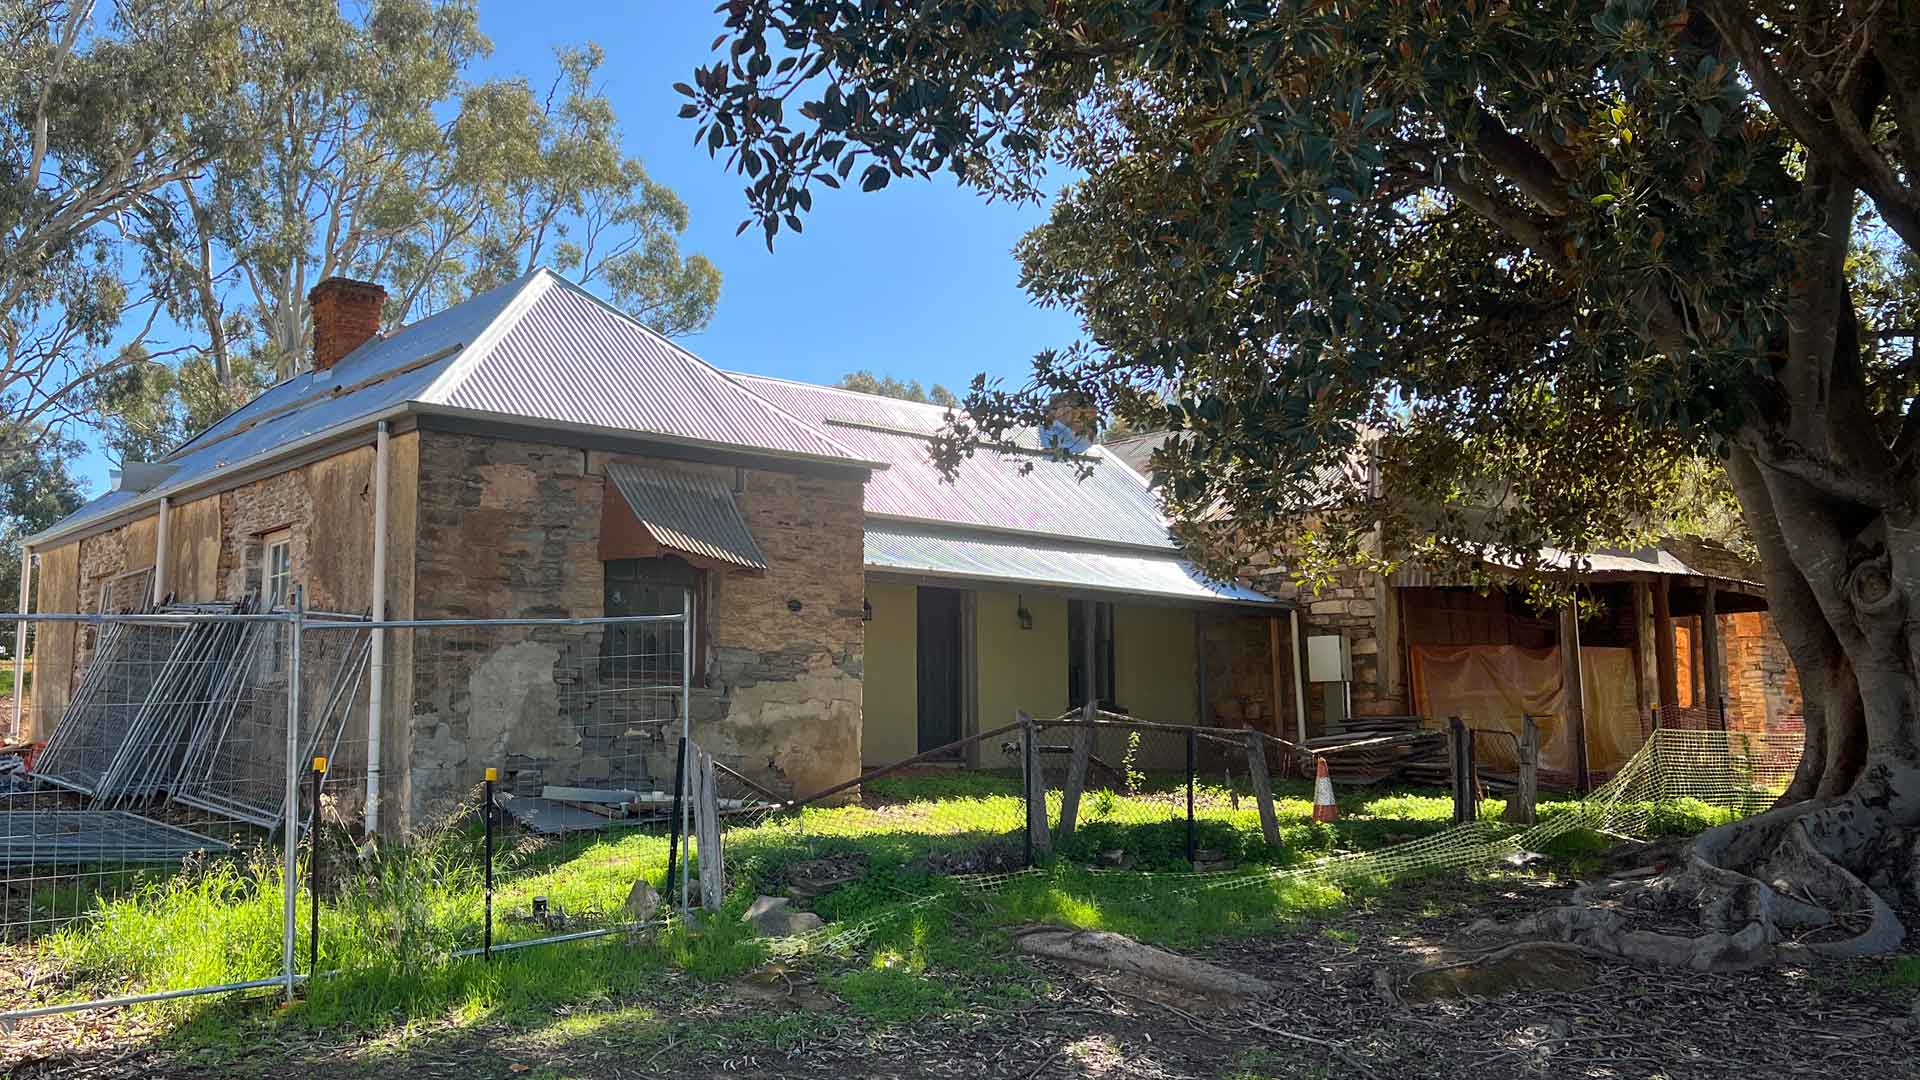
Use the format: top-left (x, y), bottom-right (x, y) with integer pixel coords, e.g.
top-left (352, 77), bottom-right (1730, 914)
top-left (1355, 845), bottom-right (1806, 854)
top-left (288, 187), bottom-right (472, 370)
top-left (1305, 715), bottom-right (1449, 786)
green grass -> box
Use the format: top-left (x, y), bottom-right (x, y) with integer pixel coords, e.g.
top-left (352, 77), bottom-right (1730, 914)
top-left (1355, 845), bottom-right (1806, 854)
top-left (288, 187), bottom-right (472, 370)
top-left (15, 775), bottom-right (1745, 1037)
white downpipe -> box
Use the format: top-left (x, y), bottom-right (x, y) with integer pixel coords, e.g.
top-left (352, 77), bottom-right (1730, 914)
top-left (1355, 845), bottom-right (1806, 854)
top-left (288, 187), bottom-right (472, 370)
top-left (366, 421), bottom-right (391, 835)
top-left (152, 496), bottom-right (170, 605)
top-left (1289, 607), bottom-right (1308, 744)
top-left (12, 544), bottom-right (30, 741)
top-left (680, 586), bottom-right (693, 914)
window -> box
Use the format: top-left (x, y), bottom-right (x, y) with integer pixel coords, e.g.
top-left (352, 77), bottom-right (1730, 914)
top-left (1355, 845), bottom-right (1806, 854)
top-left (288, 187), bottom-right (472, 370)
top-left (264, 531), bottom-right (293, 609)
top-left (260, 530), bottom-right (294, 674)
top-left (1067, 599), bottom-right (1116, 709)
top-left (604, 556), bottom-right (703, 683)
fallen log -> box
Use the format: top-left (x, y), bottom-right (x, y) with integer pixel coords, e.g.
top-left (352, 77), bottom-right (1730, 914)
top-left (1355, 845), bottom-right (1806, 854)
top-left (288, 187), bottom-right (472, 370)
top-left (1011, 925), bottom-right (1274, 997)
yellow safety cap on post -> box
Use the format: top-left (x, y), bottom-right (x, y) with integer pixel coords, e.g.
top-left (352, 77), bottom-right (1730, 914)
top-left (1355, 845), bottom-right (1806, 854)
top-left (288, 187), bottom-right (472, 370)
top-left (312, 756), bottom-right (328, 774)
top-left (484, 767), bottom-right (498, 782)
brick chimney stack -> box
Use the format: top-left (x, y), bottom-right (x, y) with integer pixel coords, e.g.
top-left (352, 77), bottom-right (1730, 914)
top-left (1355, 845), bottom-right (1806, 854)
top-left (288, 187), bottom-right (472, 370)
top-left (308, 276), bottom-right (386, 371)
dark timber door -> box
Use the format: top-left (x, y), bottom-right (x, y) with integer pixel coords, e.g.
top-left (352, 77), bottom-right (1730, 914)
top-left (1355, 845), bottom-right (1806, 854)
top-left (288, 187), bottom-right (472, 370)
top-left (916, 586), bottom-right (964, 754)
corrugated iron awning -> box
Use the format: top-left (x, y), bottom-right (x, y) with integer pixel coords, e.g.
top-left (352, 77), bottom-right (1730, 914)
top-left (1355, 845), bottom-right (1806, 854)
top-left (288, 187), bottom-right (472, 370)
top-left (605, 463), bottom-right (767, 571)
top-left (865, 522), bottom-right (1278, 605)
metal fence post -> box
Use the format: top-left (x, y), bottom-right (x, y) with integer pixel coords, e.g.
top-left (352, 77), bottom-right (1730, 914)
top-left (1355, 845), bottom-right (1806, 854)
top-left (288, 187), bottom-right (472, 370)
top-left (483, 767), bottom-right (496, 961)
top-left (309, 756), bottom-right (325, 976)
top-left (664, 736), bottom-right (688, 903)
top-left (282, 588), bottom-right (304, 1002)
top-left (1185, 727), bottom-right (1198, 866)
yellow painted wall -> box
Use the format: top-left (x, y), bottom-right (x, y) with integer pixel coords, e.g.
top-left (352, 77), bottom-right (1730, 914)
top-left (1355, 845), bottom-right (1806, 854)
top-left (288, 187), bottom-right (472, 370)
top-left (1109, 602), bottom-right (1200, 770)
top-left (859, 582), bottom-right (1203, 773)
top-left (976, 589), bottom-right (1069, 735)
top-left (862, 580), bottom-right (919, 765)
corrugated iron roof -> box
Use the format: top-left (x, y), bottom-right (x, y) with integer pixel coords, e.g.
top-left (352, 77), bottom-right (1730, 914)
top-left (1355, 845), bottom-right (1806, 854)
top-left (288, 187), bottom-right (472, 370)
top-left (30, 270), bottom-right (874, 547)
top-left (730, 374), bottom-right (1176, 551)
top-left (866, 521), bottom-right (1276, 604)
top-left (1389, 543), bottom-right (1730, 587)
top-left (605, 463), bottom-right (767, 571)
top-left (431, 275), bottom-right (864, 464)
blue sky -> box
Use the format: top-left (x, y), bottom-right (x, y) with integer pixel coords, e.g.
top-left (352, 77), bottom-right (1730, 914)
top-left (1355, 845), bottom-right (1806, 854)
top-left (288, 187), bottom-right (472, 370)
top-left (68, 3), bottom-right (1081, 495)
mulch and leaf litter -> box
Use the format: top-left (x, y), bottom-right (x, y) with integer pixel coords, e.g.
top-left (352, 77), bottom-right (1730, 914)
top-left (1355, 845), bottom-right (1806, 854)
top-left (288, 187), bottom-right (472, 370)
top-left (5, 873), bottom-right (1917, 1080)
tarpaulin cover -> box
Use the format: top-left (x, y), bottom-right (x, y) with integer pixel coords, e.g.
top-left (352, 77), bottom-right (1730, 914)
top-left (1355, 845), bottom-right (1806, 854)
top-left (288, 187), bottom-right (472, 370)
top-left (1409, 644), bottom-right (1644, 775)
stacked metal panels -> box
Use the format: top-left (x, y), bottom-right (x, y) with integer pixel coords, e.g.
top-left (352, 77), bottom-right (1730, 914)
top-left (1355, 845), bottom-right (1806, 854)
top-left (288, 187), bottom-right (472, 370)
top-left (172, 621), bottom-right (371, 831)
top-left (0, 808), bottom-right (227, 864)
top-left (22, 603), bottom-right (372, 848)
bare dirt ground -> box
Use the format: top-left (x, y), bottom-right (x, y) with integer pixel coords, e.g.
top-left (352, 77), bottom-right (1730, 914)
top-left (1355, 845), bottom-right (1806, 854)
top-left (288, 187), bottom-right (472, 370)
top-left (5, 875), bottom-right (1918, 1080)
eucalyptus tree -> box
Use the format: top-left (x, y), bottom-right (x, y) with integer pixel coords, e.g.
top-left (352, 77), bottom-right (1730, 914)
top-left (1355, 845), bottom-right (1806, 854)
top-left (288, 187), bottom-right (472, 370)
top-left (94, 0), bottom-right (723, 459)
top-left (160, 0), bottom-right (723, 388)
top-left (0, 0), bottom-right (257, 440)
top-left (686, 2), bottom-right (1920, 963)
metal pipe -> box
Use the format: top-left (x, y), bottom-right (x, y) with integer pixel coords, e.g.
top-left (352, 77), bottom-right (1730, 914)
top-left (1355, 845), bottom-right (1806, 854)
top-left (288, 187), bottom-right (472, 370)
top-left (483, 767), bottom-right (495, 961)
top-left (0, 976), bottom-right (287, 1024)
top-left (1185, 727), bottom-right (1197, 865)
top-left (309, 756), bottom-right (324, 975)
top-left (282, 590), bottom-right (304, 1002)
top-left (13, 609), bottom-right (675, 627)
top-left (152, 496), bottom-right (170, 604)
top-left (11, 543), bottom-right (28, 741)
top-left (294, 614), bottom-right (682, 631)
top-left (366, 419), bottom-right (390, 835)
top-left (663, 736), bottom-right (687, 904)
top-left (1289, 607), bottom-right (1308, 743)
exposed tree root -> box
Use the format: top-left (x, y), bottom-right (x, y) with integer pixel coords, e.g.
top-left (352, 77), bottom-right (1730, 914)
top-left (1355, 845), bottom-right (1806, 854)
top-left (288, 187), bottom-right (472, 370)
top-left (1479, 795), bottom-right (1920, 972)
top-left (1011, 925), bottom-right (1275, 997)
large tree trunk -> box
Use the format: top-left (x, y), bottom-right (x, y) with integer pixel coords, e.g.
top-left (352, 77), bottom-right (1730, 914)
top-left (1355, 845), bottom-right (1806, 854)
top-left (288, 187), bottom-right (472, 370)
top-left (1511, 174), bottom-right (1920, 969)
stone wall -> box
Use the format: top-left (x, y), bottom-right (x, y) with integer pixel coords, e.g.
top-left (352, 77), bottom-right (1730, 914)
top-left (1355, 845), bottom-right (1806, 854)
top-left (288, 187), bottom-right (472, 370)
top-left (30, 448), bottom-right (382, 737)
top-left (1720, 611), bottom-right (1802, 733)
top-left (403, 430), bottom-right (866, 821)
top-left (1238, 564), bottom-right (1405, 736)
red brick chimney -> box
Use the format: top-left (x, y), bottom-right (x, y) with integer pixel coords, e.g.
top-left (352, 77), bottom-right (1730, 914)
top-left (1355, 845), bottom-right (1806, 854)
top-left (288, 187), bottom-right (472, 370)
top-left (307, 276), bottom-right (386, 371)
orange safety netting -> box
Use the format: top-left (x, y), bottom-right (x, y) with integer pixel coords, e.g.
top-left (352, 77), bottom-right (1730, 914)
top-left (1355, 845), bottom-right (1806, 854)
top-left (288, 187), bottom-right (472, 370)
top-left (1408, 643), bottom-right (1644, 775)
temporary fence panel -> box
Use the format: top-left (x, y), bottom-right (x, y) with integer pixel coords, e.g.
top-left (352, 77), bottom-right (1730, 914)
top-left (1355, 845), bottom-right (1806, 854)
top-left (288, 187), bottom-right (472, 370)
top-left (2, 607), bottom-right (306, 1019)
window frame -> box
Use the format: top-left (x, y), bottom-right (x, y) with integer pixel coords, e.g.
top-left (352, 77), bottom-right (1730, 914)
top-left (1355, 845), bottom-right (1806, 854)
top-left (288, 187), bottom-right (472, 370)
top-left (602, 555), bottom-right (705, 684)
top-left (263, 529), bottom-right (293, 610)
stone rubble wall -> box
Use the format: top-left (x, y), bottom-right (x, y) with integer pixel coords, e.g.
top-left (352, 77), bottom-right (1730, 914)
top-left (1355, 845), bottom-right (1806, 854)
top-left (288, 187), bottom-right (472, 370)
top-left (404, 431), bottom-right (866, 822)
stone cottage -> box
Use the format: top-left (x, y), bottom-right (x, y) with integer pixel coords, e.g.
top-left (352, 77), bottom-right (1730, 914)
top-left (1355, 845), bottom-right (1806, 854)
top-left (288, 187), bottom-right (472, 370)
top-left (19, 269), bottom-right (1289, 832)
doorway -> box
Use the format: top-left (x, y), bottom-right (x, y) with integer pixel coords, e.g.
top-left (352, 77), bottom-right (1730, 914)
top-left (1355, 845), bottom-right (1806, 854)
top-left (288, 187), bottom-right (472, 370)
top-left (916, 586), bottom-right (964, 753)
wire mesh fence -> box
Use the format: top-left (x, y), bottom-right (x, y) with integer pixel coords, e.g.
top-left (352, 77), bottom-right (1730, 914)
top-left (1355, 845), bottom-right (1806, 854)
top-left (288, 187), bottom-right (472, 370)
top-left (0, 596), bottom-right (1811, 1027)
top-left (1, 607), bottom-right (323, 953)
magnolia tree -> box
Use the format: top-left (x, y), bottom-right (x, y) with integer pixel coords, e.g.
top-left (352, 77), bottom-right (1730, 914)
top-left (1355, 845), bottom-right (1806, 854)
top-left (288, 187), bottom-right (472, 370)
top-left (687, 2), bottom-right (1920, 963)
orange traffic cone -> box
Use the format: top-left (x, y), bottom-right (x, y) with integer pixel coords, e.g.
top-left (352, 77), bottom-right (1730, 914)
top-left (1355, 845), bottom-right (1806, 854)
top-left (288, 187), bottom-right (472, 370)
top-left (1311, 757), bottom-right (1339, 822)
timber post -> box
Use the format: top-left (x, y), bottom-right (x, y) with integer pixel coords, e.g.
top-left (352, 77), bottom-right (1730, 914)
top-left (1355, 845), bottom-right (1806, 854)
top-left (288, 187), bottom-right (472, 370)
top-left (1502, 715), bottom-right (1538, 825)
top-left (1057, 700), bottom-right (1096, 837)
top-left (1021, 711), bottom-right (1051, 859)
top-left (1244, 730), bottom-right (1282, 846)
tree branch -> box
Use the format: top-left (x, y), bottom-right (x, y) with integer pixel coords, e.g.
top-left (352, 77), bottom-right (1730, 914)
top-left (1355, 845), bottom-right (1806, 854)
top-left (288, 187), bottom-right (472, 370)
top-left (1701, 0), bottom-right (1920, 251)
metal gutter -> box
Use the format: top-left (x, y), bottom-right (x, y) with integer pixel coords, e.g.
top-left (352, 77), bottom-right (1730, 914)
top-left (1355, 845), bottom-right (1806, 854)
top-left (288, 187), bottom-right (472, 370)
top-left (152, 496), bottom-right (170, 604)
top-left (862, 563), bottom-right (1287, 609)
top-left (10, 543), bottom-right (28, 740)
top-left (366, 420), bottom-right (390, 835)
